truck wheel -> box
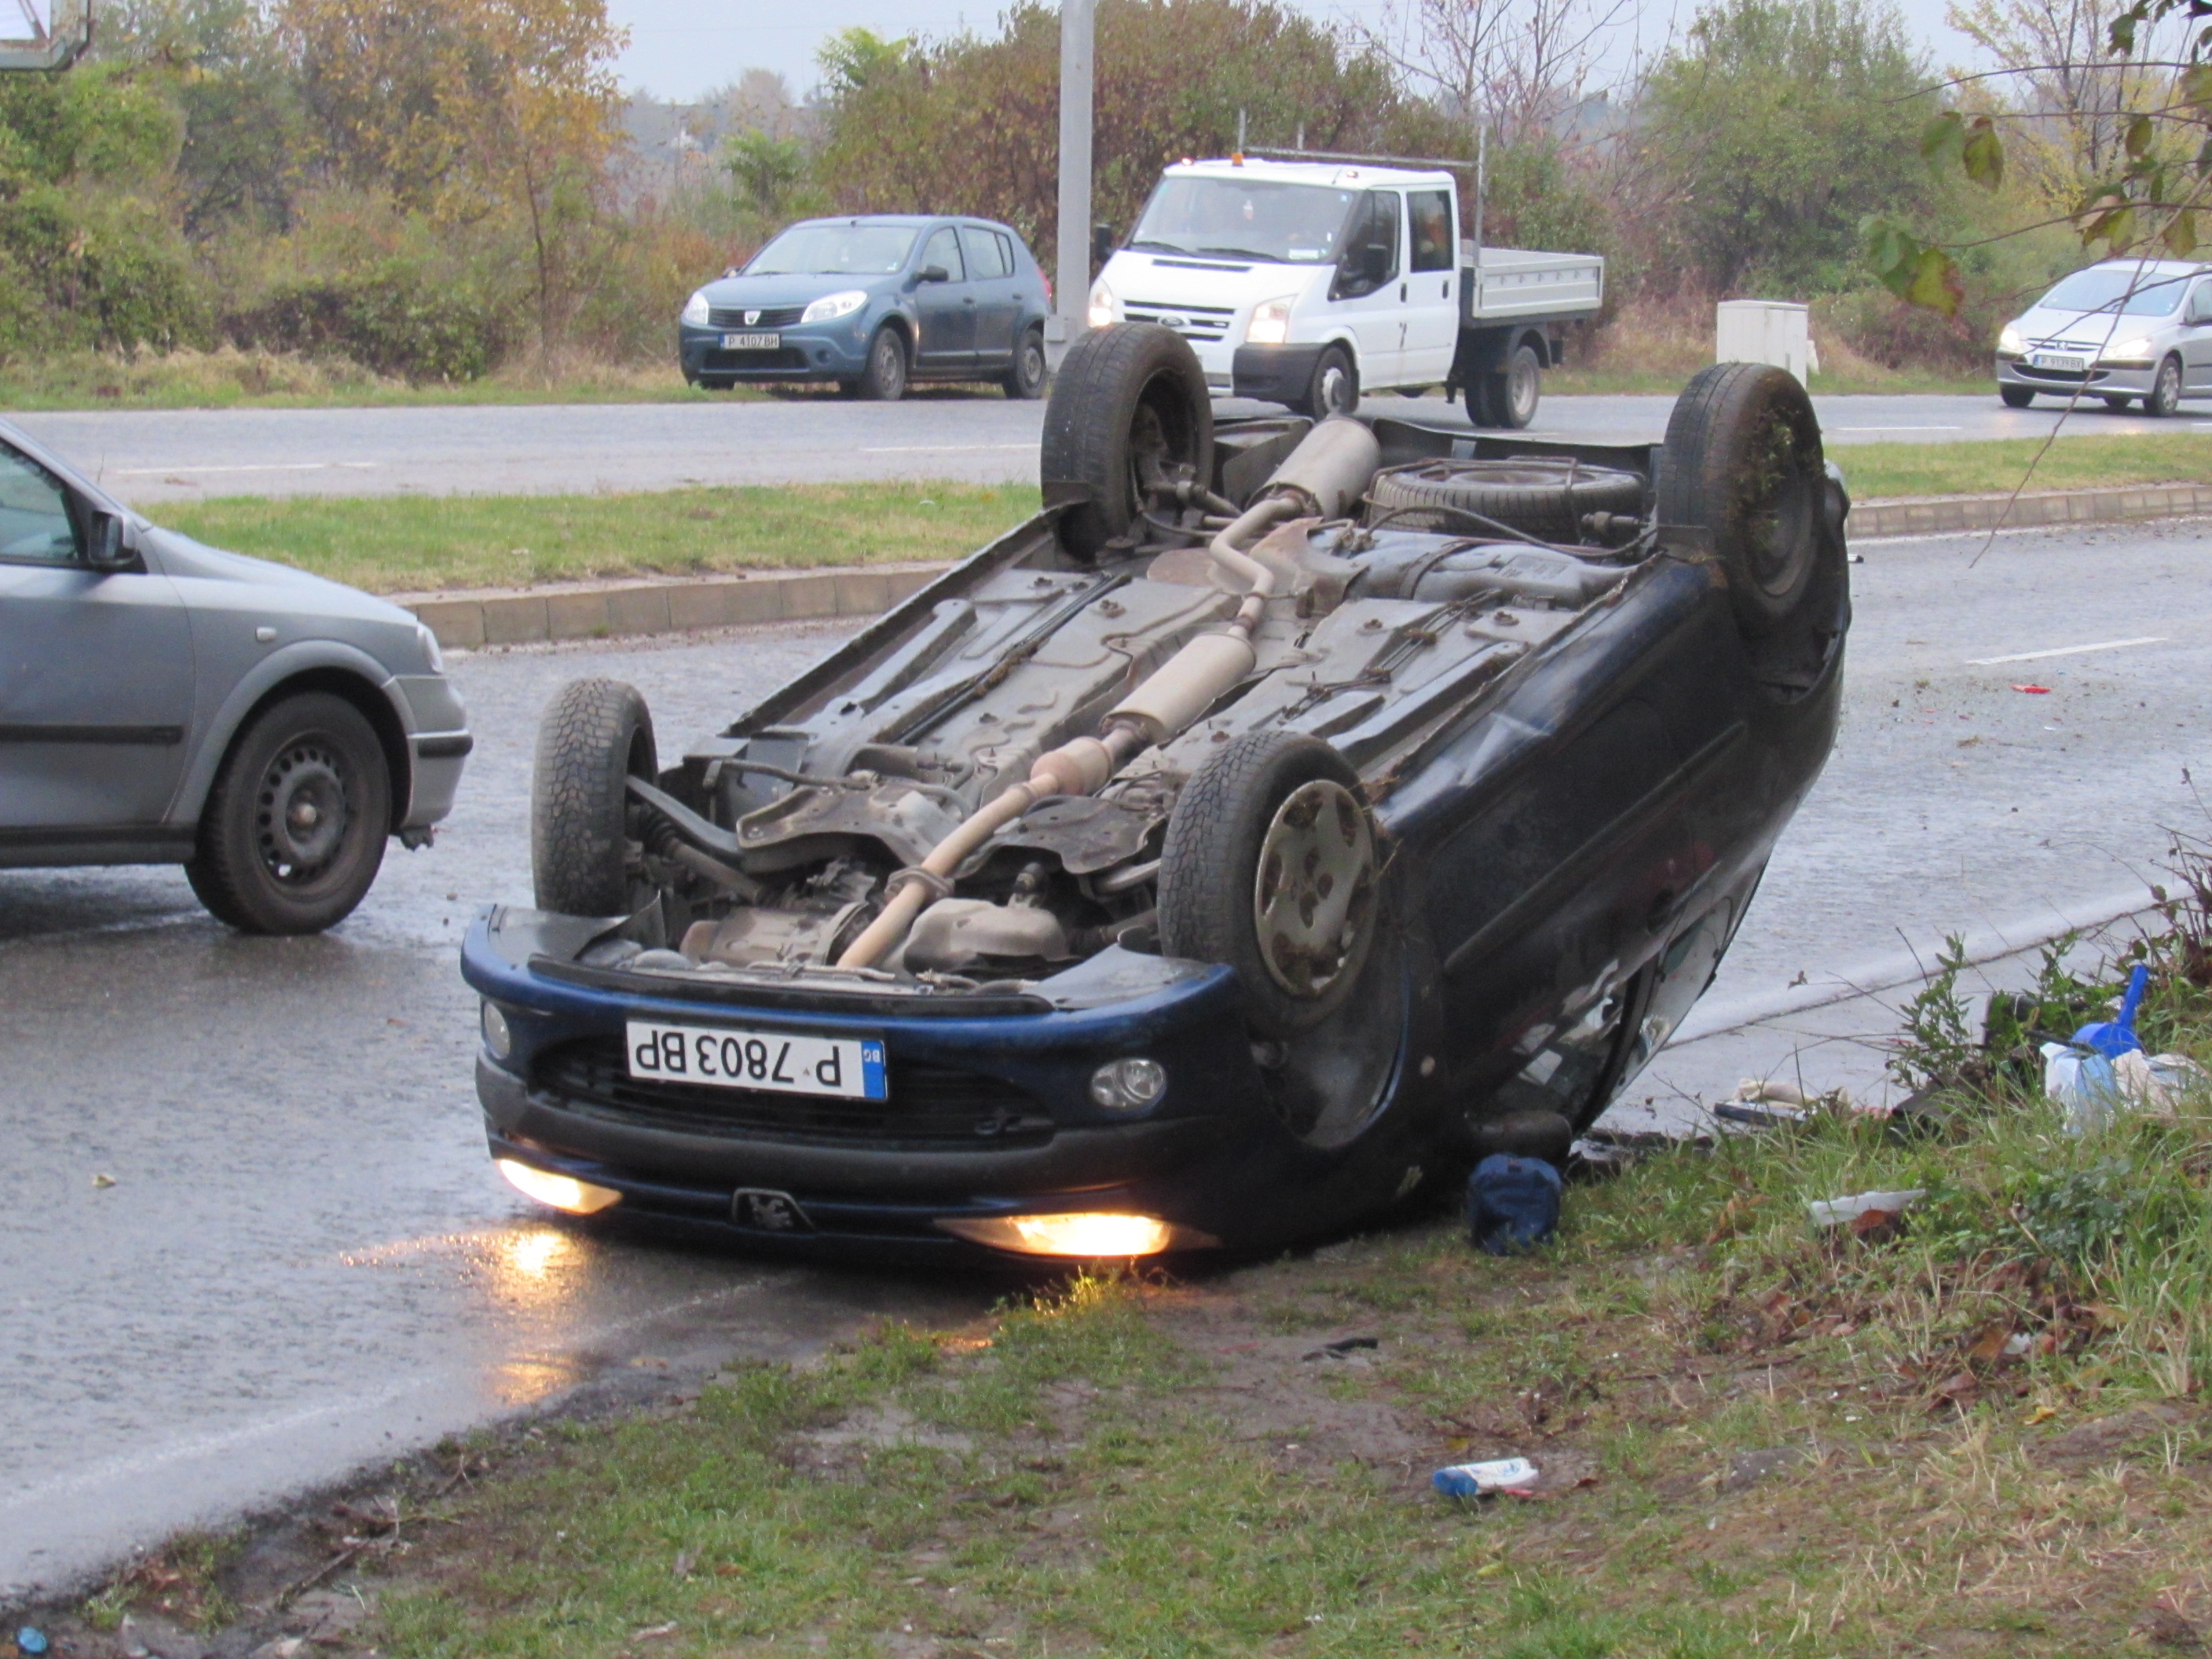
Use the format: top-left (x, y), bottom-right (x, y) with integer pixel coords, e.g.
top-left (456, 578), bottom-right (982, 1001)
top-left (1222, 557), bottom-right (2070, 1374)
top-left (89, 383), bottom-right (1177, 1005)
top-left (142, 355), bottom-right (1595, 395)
top-left (1295, 344), bottom-right (1358, 418)
top-left (1001, 324), bottom-right (1048, 398)
top-left (1159, 731), bottom-right (1379, 1038)
top-left (855, 326), bottom-right (908, 401)
top-left (1041, 321), bottom-right (1213, 560)
top-left (1999, 384), bottom-right (2034, 408)
top-left (1657, 362), bottom-right (1827, 639)
top-left (1478, 342), bottom-right (1543, 430)
top-left (533, 678), bottom-right (657, 916)
top-left (185, 692), bottom-right (392, 935)
top-left (1368, 457), bottom-right (1644, 543)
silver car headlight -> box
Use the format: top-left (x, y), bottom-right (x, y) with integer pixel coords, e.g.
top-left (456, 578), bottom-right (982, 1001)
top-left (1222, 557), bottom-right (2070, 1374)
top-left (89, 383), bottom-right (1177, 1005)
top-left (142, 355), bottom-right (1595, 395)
top-left (681, 290), bottom-right (711, 327)
top-left (2108, 335), bottom-right (2154, 361)
top-left (1998, 322), bottom-right (2023, 354)
top-left (415, 621), bottom-right (445, 674)
top-left (800, 290), bottom-right (869, 324)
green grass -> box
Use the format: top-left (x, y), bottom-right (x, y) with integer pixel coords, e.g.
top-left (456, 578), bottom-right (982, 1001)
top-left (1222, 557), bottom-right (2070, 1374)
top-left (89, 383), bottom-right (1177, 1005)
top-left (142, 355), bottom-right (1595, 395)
top-left (1840, 432), bottom-right (2212, 500)
top-left (160, 482), bottom-right (1042, 594)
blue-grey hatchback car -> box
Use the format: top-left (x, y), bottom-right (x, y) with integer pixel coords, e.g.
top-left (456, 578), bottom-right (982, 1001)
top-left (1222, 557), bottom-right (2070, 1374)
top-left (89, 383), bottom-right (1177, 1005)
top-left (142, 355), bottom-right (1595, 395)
top-left (679, 215), bottom-right (1052, 401)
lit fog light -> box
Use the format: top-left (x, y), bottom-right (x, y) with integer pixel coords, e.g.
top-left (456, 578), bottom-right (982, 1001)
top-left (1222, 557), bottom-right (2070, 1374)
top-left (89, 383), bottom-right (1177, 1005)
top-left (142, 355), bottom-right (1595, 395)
top-left (937, 1212), bottom-right (1202, 1258)
top-left (1088, 1057), bottom-right (1166, 1111)
top-left (481, 1000), bottom-right (513, 1060)
top-left (497, 1158), bottom-right (622, 1215)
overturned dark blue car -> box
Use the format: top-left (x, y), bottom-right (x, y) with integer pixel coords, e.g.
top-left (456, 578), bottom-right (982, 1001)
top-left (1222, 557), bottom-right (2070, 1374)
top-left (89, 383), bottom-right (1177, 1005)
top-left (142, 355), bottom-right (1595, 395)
top-left (463, 324), bottom-right (1850, 1262)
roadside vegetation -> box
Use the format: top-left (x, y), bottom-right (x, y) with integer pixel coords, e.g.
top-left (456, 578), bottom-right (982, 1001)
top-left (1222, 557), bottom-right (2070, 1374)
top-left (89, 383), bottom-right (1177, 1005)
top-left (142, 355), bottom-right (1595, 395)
top-left (36, 870), bottom-right (2212, 1657)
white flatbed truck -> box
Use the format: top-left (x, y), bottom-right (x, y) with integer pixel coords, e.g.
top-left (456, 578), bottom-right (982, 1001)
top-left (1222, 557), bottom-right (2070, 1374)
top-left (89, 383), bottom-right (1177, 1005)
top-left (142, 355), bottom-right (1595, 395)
top-left (1086, 156), bottom-right (1603, 427)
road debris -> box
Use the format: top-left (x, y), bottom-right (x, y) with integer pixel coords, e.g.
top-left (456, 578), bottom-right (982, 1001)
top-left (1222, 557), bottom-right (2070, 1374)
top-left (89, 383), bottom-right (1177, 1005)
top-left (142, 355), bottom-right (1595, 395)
top-left (15, 1629), bottom-right (48, 1657)
top-left (1465, 1155), bottom-right (1562, 1254)
top-left (2011, 683), bottom-right (2052, 694)
top-left (1431, 1456), bottom-right (1539, 1498)
top-left (1806, 1189), bottom-right (1925, 1231)
top-left (91, 1173), bottom-right (116, 1189)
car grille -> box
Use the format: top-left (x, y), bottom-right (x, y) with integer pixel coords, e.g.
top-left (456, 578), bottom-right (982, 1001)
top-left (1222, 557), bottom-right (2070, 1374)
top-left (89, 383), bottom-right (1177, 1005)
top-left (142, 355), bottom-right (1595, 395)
top-left (709, 305), bottom-right (804, 328)
top-left (702, 347), bottom-right (811, 372)
top-left (531, 1038), bottom-right (1057, 1148)
top-left (1122, 302), bottom-right (1235, 342)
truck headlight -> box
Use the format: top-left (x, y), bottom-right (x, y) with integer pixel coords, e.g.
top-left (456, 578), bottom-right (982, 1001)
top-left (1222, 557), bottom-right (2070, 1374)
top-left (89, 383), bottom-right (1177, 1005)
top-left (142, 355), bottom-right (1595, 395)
top-left (1246, 295), bottom-right (1297, 346)
top-left (1088, 282), bottom-right (1119, 328)
top-left (801, 289), bottom-right (868, 324)
top-left (2107, 335), bottom-right (2153, 361)
top-left (1998, 322), bottom-right (2023, 354)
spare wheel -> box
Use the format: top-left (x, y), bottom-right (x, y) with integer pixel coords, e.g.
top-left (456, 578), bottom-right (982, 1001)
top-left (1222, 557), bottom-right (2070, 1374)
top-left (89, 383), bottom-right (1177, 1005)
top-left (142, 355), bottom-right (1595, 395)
top-left (1368, 457), bottom-right (1644, 544)
top-left (1041, 321), bottom-right (1214, 560)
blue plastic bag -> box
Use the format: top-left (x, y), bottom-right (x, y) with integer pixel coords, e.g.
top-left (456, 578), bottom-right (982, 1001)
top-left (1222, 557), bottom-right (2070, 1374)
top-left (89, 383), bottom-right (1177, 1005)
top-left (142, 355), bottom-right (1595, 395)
top-left (1466, 1154), bottom-right (1562, 1254)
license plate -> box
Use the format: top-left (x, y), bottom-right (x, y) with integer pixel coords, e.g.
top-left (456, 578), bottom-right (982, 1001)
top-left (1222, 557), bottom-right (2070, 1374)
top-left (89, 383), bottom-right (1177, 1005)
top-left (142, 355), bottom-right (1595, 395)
top-left (722, 331), bottom-right (778, 350)
top-left (2031, 352), bottom-right (2086, 372)
top-left (625, 1020), bottom-right (886, 1100)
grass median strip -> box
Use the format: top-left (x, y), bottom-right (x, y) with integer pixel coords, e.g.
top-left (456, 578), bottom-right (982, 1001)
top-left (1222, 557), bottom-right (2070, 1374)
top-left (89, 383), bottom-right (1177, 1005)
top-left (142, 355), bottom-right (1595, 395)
top-left (1841, 431), bottom-right (2212, 500)
top-left (160, 482), bottom-right (1043, 595)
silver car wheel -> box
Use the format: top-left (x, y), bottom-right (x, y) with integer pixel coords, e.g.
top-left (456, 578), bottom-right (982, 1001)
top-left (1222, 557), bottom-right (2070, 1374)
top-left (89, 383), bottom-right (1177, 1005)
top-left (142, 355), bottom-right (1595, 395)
top-left (1252, 778), bottom-right (1375, 999)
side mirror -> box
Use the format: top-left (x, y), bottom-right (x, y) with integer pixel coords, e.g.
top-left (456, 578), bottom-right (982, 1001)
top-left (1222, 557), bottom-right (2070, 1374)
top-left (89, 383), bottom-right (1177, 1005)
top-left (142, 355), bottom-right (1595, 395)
top-left (1092, 223), bottom-right (1115, 266)
top-left (85, 510), bottom-right (133, 569)
top-left (916, 264), bottom-right (950, 284)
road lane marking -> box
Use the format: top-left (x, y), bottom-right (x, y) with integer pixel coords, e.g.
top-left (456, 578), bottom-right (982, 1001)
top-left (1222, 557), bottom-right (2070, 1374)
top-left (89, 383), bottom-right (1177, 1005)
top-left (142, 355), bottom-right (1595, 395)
top-left (857, 443), bottom-right (1037, 454)
top-left (1966, 635), bottom-right (2166, 665)
top-left (1829, 424), bottom-right (1965, 433)
top-left (111, 462), bottom-right (382, 475)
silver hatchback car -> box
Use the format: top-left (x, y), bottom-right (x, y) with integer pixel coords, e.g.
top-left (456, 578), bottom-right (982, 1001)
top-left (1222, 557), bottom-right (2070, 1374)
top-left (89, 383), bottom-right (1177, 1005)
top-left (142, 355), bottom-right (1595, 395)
top-left (1997, 258), bottom-right (2212, 415)
top-left (0, 418), bottom-right (470, 932)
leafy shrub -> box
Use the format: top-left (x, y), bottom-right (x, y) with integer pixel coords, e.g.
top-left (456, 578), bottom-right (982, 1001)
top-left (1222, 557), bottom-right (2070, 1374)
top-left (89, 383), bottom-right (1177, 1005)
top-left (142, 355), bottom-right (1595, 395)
top-left (225, 262), bottom-right (506, 381)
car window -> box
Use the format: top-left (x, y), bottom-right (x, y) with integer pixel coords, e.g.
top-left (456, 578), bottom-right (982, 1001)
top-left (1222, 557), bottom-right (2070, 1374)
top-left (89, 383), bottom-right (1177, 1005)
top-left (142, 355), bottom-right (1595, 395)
top-left (920, 226), bottom-right (965, 281)
top-left (994, 231), bottom-right (1017, 275)
top-left (960, 226), bottom-right (1010, 280)
top-left (1408, 190), bottom-right (1453, 272)
top-left (2038, 266), bottom-right (2189, 317)
top-left (745, 223), bottom-right (917, 276)
top-left (0, 445), bottom-right (79, 564)
top-left (1336, 191), bottom-right (1401, 294)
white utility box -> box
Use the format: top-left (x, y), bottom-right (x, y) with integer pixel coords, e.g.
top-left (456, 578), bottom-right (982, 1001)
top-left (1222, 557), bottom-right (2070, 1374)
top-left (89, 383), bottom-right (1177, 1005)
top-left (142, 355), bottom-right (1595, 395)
top-left (1716, 299), bottom-right (1817, 383)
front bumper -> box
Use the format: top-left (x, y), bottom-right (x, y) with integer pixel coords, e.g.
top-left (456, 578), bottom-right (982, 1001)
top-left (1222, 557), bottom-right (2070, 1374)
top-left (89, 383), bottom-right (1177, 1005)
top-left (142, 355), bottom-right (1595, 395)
top-left (392, 673), bottom-right (469, 830)
top-left (1232, 344), bottom-right (1327, 405)
top-left (679, 320), bottom-right (873, 384)
top-left (1996, 353), bottom-right (2157, 395)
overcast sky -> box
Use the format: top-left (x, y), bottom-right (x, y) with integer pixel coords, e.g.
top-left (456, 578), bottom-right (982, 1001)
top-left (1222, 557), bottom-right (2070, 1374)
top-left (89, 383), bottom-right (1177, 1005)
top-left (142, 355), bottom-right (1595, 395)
top-left (606, 0), bottom-right (1976, 106)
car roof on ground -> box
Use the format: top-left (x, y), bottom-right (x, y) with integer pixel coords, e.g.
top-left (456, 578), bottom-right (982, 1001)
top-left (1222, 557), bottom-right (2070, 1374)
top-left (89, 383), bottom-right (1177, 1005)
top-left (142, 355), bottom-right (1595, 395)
top-left (1165, 157), bottom-right (1457, 190)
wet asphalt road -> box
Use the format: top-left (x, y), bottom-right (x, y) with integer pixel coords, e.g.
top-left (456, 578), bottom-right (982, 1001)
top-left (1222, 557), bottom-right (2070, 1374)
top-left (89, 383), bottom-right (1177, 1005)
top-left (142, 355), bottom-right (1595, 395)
top-left (4, 517), bottom-right (2210, 1592)
top-left (11, 390), bottom-right (2203, 509)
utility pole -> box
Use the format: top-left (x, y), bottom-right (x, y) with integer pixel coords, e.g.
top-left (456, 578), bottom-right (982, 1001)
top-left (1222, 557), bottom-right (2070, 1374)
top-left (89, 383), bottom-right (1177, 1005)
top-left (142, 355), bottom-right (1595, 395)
top-left (1048, 0), bottom-right (1095, 368)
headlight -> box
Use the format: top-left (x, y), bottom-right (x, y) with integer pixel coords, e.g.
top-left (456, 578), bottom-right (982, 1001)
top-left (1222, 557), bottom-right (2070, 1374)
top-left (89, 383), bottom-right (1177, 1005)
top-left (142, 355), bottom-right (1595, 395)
top-left (801, 289), bottom-right (868, 324)
top-left (480, 1000), bottom-right (511, 1060)
top-left (680, 290), bottom-right (711, 327)
top-left (416, 621), bottom-right (445, 675)
top-left (1998, 323), bottom-right (2023, 354)
top-left (1088, 1057), bottom-right (1167, 1111)
top-left (2107, 335), bottom-right (2154, 360)
top-left (497, 1158), bottom-right (621, 1216)
top-left (936, 1212), bottom-right (1199, 1257)
top-left (1246, 295), bottom-right (1297, 346)
top-left (1088, 282), bottom-right (1118, 328)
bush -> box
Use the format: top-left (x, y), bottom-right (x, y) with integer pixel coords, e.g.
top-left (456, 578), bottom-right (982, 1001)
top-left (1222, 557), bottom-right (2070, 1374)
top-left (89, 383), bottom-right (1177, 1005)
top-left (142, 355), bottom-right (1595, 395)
top-left (225, 262), bottom-right (507, 381)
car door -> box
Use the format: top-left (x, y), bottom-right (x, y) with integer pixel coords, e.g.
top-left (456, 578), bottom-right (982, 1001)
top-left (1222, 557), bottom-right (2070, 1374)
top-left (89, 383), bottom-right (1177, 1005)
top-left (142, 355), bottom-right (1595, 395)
top-left (2182, 280), bottom-right (2212, 390)
top-left (0, 441), bottom-right (195, 831)
top-left (910, 225), bottom-right (975, 371)
top-left (960, 225), bottom-right (1022, 366)
top-left (1401, 187), bottom-right (1459, 384)
top-left (1326, 189), bottom-right (1404, 390)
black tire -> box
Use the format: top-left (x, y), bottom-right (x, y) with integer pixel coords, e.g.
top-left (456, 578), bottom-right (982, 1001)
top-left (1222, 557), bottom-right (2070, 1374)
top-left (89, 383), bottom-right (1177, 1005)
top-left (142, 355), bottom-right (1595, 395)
top-left (696, 375), bottom-right (737, 391)
top-left (1656, 362), bottom-right (1826, 639)
top-left (1294, 343), bottom-right (1358, 418)
top-left (186, 692), bottom-right (391, 935)
top-left (1041, 322), bottom-right (1213, 560)
top-left (1481, 341), bottom-right (1543, 430)
top-left (1159, 731), bottom-right (1379, 1038)
top-left (2102, 394), bottom-right (2133, 412)
top-left (1368, 457), bottom-right (1645, 543)
top-left (2148, 355), bottom-right (2183, 417)
top-left (855, 326), bottom-right (908, 401)
top-left (1463, 373), bottom-right (1501, 427)
top-left (1001, 325), bottom-right (1048, 398)
top-left (1999, 383), bottom-right (2035, 408)
top-left (532, 678), bottom-right (657, 916)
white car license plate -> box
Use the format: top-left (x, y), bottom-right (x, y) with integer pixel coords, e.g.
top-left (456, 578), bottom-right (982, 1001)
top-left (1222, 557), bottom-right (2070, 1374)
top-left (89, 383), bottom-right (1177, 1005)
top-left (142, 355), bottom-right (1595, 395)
top-left (625, 1020), bottom-right (886, 1100)
top-left (2031, 352), bottom-right (2086, 372)
top-left (722, 331), bottom-right (778, 350)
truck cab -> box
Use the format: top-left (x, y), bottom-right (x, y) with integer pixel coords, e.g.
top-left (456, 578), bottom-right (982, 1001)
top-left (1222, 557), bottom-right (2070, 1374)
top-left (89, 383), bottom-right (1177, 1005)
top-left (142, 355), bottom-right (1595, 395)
top-left (1087, 157), bottom-right (1602, 427)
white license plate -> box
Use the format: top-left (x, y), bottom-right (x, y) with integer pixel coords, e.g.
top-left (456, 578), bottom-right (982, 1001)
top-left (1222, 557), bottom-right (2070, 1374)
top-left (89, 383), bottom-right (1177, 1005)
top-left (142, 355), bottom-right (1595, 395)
top-left (2031, 352), bottom-right (2086, 372)
top-left (625, 1020), bottom-right (886, 1100)
top-left (722, 331), bottom-right (778, 350)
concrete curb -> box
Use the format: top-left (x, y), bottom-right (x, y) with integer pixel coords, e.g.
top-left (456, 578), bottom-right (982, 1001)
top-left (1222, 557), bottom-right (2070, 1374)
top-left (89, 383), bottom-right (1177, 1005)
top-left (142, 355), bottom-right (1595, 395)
top-left (1851, 481), bottom-right (2212, 539)
top-left (395, 483), bottom-right (2212, 649)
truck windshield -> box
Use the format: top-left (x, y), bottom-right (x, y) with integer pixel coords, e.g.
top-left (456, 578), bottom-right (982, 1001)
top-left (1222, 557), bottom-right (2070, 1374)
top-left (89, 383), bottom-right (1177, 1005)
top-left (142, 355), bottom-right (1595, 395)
top-left (2038, 267), bottom-right (2190, 317)
top-left (1128, 178), bottom-right (1359, 265)
top-left (747, 225), bottom-right (918, 276)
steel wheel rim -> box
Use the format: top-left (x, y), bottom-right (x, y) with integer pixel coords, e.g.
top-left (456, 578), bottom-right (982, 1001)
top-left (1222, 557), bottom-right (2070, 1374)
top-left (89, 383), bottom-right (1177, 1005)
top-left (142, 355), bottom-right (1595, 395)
top-left (1022, 339), bottom-right (1045, 388)
top-left (2161, 360), bottom-right (2181, 408)
top-left (1509, 353), bottom-right (1539, 423)
top-left (1253, 779), bottom-right (1375, 998)
top-left (877, 334), bottom-right (904, 396)
top-left (255, 738), bottom-right (352, 884)
top-left (1318, 361), bottom-right (1350, 414)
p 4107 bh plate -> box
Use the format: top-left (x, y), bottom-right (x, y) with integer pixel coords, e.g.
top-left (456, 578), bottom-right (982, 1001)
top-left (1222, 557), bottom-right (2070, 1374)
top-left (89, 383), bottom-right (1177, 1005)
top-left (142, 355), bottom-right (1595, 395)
top-left (722, 331), bottom-right (778, 350)
top-left (626, 1020), bottom-right (887, 1100)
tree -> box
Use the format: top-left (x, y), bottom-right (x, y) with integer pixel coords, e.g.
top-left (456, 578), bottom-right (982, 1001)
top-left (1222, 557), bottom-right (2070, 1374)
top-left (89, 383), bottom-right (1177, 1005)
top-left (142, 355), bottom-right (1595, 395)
top-left (1361, 0), bottom-right (1636, 148)
top-left (1643, 0), bottom-right (1939, 292)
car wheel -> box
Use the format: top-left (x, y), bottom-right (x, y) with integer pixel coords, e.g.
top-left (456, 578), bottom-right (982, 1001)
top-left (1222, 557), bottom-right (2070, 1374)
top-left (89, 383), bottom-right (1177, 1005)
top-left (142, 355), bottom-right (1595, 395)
top-left (1481, 342), bottom-right (1543, 430)
top-left (1041, 321), bottom-right (1213, 560)
top-left (532, 678), bottom-right (657, 916)
top-left (2148, 355), bottom-right (2183, 417)
top-left (2102, 394), bottom-right (2133, 412)
top-left (856, 327), bottom-right (908, 401)
top-left (1001, 325), bottom-right (1048, 398)
top-left (185, 692), bottom-right (391, 935)
top-left (1368, 456), bottom-right (1644, 542)
top-left (2000, 384), bottom-right (2035, 408)
top-left (1159, 731), bottom-right (1380, 1038)
top-left (697, 375), bottom-right (737, 391)
top-left (1296, 344), bottom-right (1357, 418)
top-left (1657, 361), bottom-right (1826, 639)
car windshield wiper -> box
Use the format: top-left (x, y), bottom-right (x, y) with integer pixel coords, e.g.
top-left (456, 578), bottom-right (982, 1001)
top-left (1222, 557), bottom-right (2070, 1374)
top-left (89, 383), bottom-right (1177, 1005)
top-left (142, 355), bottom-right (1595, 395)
top-left (1192, 246), bottom-right (1282, 262)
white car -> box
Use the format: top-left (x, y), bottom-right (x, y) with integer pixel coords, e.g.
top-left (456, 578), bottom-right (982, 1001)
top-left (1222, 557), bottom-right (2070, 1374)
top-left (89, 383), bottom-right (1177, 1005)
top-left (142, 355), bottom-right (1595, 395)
top-left (1997, 258), bottom-right (2212, 415)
